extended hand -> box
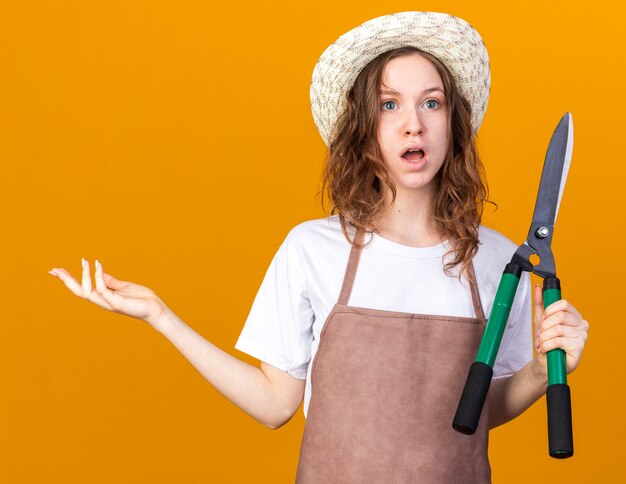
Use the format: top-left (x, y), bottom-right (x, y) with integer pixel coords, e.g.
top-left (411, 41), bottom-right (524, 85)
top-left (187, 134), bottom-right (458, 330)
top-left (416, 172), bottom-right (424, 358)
top-left (49, 259), bottom-right (165, 327)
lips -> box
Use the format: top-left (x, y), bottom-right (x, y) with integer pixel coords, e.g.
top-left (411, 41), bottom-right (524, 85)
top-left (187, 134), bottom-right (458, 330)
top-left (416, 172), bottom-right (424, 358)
top-left (402, 148), bottom-right (426, 162)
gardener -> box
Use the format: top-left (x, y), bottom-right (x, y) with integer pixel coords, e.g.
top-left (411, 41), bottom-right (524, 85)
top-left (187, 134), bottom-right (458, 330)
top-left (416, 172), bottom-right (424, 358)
top-left (49, 11), bottom-right (589, 483)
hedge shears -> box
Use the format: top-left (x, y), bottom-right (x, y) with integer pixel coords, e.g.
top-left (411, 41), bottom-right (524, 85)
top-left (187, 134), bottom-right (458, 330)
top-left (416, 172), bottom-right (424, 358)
top-left (452, 112), bottom-right (575, 458)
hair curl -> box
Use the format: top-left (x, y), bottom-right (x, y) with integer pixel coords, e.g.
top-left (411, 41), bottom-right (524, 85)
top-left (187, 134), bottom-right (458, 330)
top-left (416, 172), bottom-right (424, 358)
top-left (318, 46), bottom-right (495, 280)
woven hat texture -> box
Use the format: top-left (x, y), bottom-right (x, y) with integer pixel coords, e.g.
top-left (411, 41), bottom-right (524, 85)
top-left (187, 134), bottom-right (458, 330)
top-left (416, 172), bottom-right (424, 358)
top-left (310, 11), bottom-right (491, 146)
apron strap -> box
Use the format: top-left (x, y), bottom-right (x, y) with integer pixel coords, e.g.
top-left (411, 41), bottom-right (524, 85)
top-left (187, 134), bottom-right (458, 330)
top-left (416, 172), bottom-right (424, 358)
top-left (337, 228), bottom-right (487, 322)
top-left (466, 260), bottom-right (486, 321)
top-left (337, 228), bottom-right (366, 306)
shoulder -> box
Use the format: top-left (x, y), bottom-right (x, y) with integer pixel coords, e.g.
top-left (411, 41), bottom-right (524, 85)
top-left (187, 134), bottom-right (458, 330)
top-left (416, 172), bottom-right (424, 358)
top-left (476, 225), bottom-right (518, 261)
top-left (287, 214), bottom-right (343, 237)
top-left (269, 216), bottom-right (351, 271)
top-left (281, 216), bottom-right (355, 277)
top-left (473, 225), bottom-right (519, 284)
top-left (284, 215), bottom-right (352, 252)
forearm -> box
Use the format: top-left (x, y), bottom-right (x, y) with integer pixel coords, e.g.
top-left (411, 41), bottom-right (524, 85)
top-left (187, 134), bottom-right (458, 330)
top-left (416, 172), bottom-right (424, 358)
top-left (487, 358), bottom-right (547, 429)
top-left (153, 306), bottom-right (292, 429)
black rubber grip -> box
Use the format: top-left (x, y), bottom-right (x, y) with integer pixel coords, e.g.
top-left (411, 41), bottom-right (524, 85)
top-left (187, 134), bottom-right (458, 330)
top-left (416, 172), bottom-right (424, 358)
top-left (504, 262), bottom-right (522, 277)
top-left (452, 361), bottom-right (493, 435)
top-left (544, 277), bottom-right (561, 291)
top-left (547, 383), bottom-right (574, 458)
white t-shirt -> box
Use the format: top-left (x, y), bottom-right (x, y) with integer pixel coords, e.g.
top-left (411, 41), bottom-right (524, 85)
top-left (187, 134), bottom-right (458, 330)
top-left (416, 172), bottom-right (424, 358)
top-left (235, 216), bottom-right (533, 417)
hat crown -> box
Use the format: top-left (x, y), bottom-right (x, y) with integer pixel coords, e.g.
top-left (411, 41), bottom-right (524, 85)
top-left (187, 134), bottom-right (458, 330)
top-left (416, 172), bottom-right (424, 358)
top-left (310, 11), bottom-right (491, 146)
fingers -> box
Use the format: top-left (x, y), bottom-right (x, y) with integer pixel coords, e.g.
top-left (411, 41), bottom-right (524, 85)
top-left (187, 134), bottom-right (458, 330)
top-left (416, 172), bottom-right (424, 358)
top-left (101, 272), bottom-right (129, 291)
top-left (94, 259), bottom-right (107, 293)
top-left (83, 261), bottom-right (114, 310)
top-left (80, 258), bottom-right (108, 307)
top-left (533, 284), bottom-right (544, 319)
top-left (538, 322), bottom-right (588, 351)
top-left (533, 286), bottom-right (588, 347)
top-left (48, 267), bottom-right (85, 297)
top-left (49, 259), bottom-right (126, 294)
top-left (93, 260), bottom-right (122, 310)
top-left (534, 293), bottom-right (589, 373)
top-left (538, 332), bottom-right (586, 363)
top-left (533, 284), bottom-right (545, 349)
top-left (49, 259), bottom-right (114, 310)
top-left (537, 316), bottom-right (588, 375)
top-left (543, 298), bottom-right (582, 320)
top-left (81, 258), bottom-right (93, 293)
top-left (541, 306), bottom-right (589, 332)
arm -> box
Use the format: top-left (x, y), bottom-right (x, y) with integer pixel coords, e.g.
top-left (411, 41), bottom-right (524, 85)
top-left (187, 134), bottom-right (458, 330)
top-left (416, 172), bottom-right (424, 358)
top-left (487, 284), bottom-right (589, 429)
top-left (49, 259), bottom-right (305, 430)
top-left (155, 306), bottom-right (305, 430)
top-left (487, 359), bottom-right (546, 428)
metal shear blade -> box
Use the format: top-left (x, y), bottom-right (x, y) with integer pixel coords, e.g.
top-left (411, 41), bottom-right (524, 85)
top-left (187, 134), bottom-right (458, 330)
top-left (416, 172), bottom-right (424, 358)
top-left (513, 113), bottom-right (574, 279)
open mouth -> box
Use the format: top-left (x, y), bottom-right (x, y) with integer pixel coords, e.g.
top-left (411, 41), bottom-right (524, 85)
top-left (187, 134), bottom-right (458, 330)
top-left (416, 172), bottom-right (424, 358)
top-left (402, 149), bottom-right (425, 162)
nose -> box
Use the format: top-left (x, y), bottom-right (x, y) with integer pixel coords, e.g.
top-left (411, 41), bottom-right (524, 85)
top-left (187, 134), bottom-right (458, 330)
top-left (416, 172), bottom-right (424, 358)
top-left (404, 107), bottom-right (424, 136)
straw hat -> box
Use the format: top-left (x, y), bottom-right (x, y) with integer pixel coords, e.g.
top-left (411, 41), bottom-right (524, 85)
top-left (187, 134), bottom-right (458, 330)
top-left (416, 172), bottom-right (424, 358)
top-left (310, 11), bottom-right (491, 146)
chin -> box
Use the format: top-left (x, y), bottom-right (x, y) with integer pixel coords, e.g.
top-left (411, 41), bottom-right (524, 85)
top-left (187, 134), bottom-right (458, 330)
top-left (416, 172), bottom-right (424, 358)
top-left (399, 175), bottom-right (437, 188)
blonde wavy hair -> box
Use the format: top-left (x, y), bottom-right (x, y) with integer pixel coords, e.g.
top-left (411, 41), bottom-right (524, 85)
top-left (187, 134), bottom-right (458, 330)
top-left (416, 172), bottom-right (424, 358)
top-left (318, 46), bottom-right (494, 280)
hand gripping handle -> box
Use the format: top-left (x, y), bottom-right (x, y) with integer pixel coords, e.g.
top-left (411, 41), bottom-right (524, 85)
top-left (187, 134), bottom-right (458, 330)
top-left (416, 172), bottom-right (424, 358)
top-left (453, 264), bottom-right (521, 434)
top-left (544, 277), bottom-right (574, 458)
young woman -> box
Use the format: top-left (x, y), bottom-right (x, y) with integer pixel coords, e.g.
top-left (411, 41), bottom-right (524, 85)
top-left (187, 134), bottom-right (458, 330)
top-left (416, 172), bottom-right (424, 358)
top-left (49, 11), bottom-right (589, 483)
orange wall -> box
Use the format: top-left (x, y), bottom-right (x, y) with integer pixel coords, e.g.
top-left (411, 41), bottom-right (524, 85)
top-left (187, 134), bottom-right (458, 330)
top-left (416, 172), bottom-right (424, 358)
top-left (1, 1), bottom-right (623, 482)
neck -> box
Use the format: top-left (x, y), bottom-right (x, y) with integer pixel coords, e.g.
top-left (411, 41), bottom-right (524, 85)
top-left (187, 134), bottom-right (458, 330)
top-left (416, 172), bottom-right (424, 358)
top-left (373, 185), bottom-right (443, 248)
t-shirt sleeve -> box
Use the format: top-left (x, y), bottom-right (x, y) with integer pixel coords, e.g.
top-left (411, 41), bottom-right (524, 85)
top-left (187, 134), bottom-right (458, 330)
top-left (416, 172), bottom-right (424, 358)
top-left (234, 228), bottom-right (314, 380)
top-left (492, 271), bottom-right (534, 379)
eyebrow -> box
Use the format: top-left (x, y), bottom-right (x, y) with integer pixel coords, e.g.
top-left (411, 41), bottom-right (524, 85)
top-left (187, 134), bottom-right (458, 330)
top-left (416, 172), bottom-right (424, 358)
top-left (379, 87), bottom-right (445, 96)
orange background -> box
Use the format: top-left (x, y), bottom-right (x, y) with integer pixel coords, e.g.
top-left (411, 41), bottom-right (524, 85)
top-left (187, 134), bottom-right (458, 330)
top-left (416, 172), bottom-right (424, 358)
top-left (1, 0), bottom-right (624, 482)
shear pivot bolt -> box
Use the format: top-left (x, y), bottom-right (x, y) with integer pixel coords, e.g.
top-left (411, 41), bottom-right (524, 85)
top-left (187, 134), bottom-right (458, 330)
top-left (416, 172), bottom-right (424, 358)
top-left (535, 227), bottom-right (550, 238)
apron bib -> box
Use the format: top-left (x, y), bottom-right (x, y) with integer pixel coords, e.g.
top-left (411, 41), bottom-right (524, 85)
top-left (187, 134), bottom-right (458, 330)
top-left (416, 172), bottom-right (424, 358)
top-left (296, 229), bottom-right (491, 483)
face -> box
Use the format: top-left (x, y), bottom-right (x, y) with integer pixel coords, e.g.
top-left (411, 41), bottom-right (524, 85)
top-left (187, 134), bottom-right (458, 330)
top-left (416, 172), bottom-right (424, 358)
top-left (376, 53), bottom-right (449, 199)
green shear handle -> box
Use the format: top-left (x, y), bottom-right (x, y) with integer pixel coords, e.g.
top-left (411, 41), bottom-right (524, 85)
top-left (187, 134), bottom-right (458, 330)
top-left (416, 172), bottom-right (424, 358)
top-left (544, 277), bottom-right (573, 458)
top-left (452, 267), bottom-right (574, 458)
top-left (452, 263), bottom-right (521, 435)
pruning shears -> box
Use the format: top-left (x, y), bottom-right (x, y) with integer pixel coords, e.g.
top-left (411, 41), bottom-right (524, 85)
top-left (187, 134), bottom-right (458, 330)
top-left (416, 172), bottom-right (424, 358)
top-left (452, 113), bottom-right (575, 458)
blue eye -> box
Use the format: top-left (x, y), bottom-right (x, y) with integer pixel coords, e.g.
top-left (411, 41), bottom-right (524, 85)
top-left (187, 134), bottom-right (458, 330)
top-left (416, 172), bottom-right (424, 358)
top-left (381, 100), bottom-right (397, 110)
top-left (424, 99), bottom-right (440, 109)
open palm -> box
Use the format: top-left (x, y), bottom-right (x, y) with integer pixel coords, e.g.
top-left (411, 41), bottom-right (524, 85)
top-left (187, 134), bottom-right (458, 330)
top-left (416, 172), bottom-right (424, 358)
top-left (49, 259), bottom-right (165, 326)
